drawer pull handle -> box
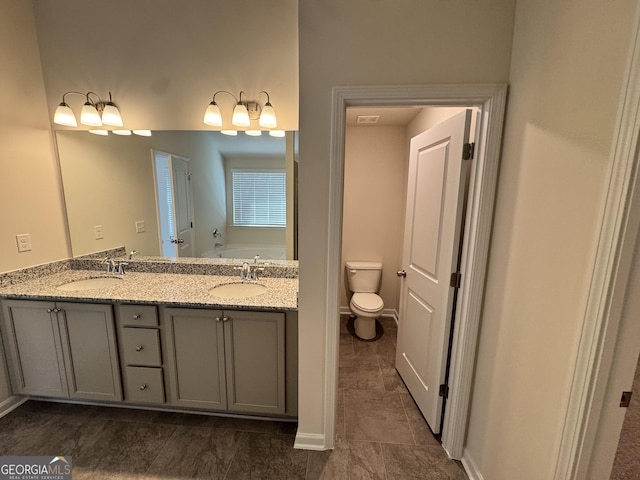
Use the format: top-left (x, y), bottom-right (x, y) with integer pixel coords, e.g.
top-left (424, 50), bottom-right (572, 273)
top-left (133, 314), bottom-right (142, 319)
top-left (140, 384), bottom-right (147, 390)
top-left (135, 345), bottom-right (144, 352)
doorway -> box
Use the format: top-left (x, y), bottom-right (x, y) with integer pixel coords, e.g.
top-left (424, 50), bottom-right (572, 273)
top-left (340, 106), bottom-right (475, 438)
top-left (323, 84), bottom-right (507, 458)
top-left (152, 150), bottom-right (195, 257)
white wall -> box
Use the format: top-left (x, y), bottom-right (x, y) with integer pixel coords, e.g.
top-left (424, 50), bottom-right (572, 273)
top-left (341, 125), bottom-right (407, 313)
top-left (298, 0), bottom-right (516, 445)
top-left (463, 0), bottom-right (637, 478)
top-left (0, 0), bottom-right (69, 274)
top-left (32, 0), bottom-right (299, 131)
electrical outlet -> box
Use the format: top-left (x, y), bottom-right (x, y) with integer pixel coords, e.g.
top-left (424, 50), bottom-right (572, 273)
top-left (16, 233), bottom-right (32, 252)
top-left (94, 225), bottom-right (104, 240)
top-left (135, 220), bottom-right (145, 233)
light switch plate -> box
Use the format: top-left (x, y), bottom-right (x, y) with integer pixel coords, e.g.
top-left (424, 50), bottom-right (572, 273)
top-left (94, 225), bottom-right (103, 239)
top-left (16, 233), bottom-right (32, 252)
top-left (135, 220), bottom-right (145, 233)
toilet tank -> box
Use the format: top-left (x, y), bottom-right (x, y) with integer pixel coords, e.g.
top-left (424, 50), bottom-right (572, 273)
top-left (346, 261), bottom-right (383, 293)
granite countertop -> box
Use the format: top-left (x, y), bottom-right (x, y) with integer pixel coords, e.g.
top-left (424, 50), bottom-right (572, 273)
top-left (0, 270), bottom-right (298, 311)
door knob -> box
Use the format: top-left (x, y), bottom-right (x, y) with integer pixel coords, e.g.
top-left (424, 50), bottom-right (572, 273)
top-left (397, 270), bottom-right (407, 277)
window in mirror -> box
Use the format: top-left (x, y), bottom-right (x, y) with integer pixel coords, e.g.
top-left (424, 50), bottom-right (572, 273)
top-left (231, 170), bottom-right (286, 227)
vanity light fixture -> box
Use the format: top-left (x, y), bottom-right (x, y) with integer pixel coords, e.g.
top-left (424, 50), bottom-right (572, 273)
top-left (245, 130), bottom-right (262, 136)
top-left (112, 129), bottom-right (132, 136)
top-left (269, 130), bottom-right (285, 138)
top-left (220, 130), bottom-right (238, 136)
top-left (54, 91), bottom-right (123, 128)
top-left (88, 130), bottom-right (109, 136)
top-left (203, 90), bottom-right (277, 130)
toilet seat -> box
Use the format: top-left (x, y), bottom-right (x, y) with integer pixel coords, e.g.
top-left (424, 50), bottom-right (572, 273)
top-left (351, 293), bottom-right (384, 313)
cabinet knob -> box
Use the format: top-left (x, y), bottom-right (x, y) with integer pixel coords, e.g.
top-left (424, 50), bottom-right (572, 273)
top-left (215, 317), bottom-right (221, 322)
top-left (222, 317), bottom-right (229, 322)
top-left (132, 314), bottom-right (142, 320)
top-left (140, 384), bottom-right (147, 390)
top-left (47, 308), bottom-right (54, 313)
top-left (135, 345), bottom-right (144, 352)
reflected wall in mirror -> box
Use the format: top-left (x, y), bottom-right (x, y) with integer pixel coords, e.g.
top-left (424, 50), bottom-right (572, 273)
top-left (57, 130), bottom-right (298, 260)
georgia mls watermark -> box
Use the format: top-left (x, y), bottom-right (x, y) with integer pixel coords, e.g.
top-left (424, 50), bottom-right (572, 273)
top-left (0, 456), bottom-right (72, 480)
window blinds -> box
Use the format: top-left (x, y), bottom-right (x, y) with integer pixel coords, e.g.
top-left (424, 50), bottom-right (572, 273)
top-left (232, 170), bottom-right (286, 226)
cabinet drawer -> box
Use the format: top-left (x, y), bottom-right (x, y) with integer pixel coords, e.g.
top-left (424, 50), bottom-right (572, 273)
top-left (125, 367), bottom-right (165, 404)
top-left (118, 305), bottom-right (158, 327)
top-left (121, 328), bottom-right (162, 366)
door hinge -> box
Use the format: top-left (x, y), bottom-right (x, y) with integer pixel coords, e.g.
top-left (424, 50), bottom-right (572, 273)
top-left (439, 384), bottom-right (449, 398)
top-left (187, 173), bottom-right (192, 181)
top-left (463, 142), bottom-right (475, 160)
top-left (450, 272), bottom-right (462, 288)
top-left (621, 391), bottom-right (633, 407)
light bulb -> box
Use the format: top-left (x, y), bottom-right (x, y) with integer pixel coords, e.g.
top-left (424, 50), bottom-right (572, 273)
top-left (203, 102), bottom-right (223, 126)
top-left (54, 103), bottom-right (77, 126)
top-left (80, 102), bottom-right (102, 126)
top-left (102, 103), bottom-right (123, 126)
top-left (259, 102), bottom-right (277, 128)
top-left (232, 102), bottom-right (250, 127)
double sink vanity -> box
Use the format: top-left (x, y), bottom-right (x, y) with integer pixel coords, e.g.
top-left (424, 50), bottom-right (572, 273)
top-left (0, 251), bottom-right (298, 420)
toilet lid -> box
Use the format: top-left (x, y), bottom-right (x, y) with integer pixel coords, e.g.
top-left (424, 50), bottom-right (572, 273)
top-left (351, 293), bottom-right (384, 313)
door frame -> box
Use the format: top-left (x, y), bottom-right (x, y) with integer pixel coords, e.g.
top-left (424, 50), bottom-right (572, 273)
top-left (324, 84), bottom-right (508, 458)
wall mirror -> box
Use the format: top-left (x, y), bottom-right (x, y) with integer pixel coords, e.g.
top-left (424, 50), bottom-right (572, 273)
top-left (56, 130), bottom-right (298, 261)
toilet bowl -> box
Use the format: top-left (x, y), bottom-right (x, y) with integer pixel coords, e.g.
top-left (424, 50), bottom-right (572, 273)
top-left (345, 261), bottom-right (384, 340)
top-left (350, 293), bottom-right (384, 339)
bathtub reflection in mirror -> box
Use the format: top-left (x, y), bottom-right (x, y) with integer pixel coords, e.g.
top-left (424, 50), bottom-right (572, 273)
top-left (56, 130), bottom-right (297, 261)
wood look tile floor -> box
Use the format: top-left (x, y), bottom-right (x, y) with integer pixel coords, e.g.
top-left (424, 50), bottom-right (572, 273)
top-left (0, 315), bottom-right (467, 479)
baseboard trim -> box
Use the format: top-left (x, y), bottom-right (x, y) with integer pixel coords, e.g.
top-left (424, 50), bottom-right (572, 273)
top-left (0, 396), bottom-right (27, 419)
top-left (294, 432), bottom-right (327, 450)
top-left (339, 306), bottom-right (399, 323)
top-left (461, 449), bottom-right (485, 480)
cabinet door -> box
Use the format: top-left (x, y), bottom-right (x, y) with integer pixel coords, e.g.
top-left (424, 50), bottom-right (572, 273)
top-left (224, 311), bottom-right (285, 415)
top-left (164, 308), bottom-right (227, 410)
top-left (58, 302), bottom-right (122, 401)
top-left (1, 300), bottom-right (68, 397)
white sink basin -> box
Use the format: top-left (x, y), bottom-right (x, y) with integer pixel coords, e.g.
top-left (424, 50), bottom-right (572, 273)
top-left (209, 283), bottom-right (267, 299)
top-left (57, 277), bottom-right (123, 291)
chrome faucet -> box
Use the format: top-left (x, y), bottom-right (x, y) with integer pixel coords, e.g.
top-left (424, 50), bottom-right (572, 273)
top-left (234, 259), bottom-right (264, 281)
top-left (115, 261), bottom-right (129, 275)
top-left (129, 250), bottom-right (138, 260)
top-left (102, 257), bottom-right (116, 273)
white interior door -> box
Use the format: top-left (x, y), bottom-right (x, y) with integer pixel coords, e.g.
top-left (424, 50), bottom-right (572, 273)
top-left (171, 156), bottom-right (194, 257)
top-left (153, 151), bottom-right (194, 257)
top-left (395, 110), bottom-right (472, 434)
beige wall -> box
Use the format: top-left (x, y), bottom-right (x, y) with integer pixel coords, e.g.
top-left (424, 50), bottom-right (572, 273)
top-left (56, 132), bottom-right (161, 257)
top-left (298, 0), bottom-right (516, 443)
top-left (32, 0), bottom-right (299, 132)
top-left (463, 0), bottom-right (636, 478)
top-left (57, 131), bottom-right (230, 258)
top-left (341, 126), bottom-right (407, 313)
top-left (0, 0), bottom-right (69, 274)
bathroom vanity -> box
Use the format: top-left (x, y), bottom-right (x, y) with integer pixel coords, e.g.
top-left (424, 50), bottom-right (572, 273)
top-left (0, 261), bottom-right (298, 420)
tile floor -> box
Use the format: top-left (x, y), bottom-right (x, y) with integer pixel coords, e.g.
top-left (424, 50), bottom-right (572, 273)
top-left (0, 315), bottom-right (467, 479)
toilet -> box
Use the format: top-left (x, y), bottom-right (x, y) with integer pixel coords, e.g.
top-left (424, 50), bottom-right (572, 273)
top-left (346, 261), bottom-right (385, 340)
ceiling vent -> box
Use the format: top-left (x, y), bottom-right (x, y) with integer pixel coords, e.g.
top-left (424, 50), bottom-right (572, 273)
top-left (356, 115), bottom-right (380, 125)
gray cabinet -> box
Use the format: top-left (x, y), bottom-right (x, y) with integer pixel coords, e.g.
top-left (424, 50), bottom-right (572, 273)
top-left (163, 308), bottom-right (286, 415)
top-left (1, 300), bottom-right (122, 401)
top-left (224, 310), bottom-right (285, 415)
top-left (164, 308), bottom-right (227, 410)
top-left (115, 304), bottom-right (165, 405)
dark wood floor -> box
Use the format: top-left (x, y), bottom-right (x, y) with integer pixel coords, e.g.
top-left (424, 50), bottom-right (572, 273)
top-left (0, 316), bottom-right (467, 479)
